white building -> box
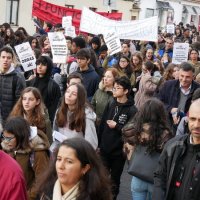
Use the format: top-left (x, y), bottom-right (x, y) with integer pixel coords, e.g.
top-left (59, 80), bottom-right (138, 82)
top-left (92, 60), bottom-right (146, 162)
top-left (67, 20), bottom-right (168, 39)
top-left (0, 0), bottom-right (200, 35)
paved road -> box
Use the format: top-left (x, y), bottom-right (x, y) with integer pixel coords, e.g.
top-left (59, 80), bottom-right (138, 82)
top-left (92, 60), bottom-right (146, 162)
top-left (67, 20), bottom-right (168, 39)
top-left (117, 162), bottom-right (132, 200)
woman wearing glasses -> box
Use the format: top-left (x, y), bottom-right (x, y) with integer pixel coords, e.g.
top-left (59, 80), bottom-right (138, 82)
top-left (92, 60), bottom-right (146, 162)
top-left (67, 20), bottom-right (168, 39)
top-left (1, 116), bottom-right (50, 200)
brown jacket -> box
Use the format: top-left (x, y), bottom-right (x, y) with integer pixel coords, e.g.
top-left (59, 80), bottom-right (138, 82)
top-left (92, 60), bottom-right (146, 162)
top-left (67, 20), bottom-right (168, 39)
top-left (1, 130), bottom-right (50, 200)
top-left (134, 73), bottom-right (158, 109)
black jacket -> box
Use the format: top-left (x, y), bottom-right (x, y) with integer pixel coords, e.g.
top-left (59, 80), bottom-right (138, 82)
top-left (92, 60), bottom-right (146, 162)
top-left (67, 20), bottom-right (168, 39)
top-left (153, 134), bottom-right (200, 200)
top-left (0, 70), bottom-right (25, 121)
top-left (156, 79), bottom-right (200, 114)
top-left (99, 98), bottom-right (137, 156)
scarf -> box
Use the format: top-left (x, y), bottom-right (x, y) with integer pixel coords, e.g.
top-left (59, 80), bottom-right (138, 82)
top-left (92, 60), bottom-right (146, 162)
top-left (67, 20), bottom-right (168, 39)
top-left (53, 180), bottom-right (79, 200)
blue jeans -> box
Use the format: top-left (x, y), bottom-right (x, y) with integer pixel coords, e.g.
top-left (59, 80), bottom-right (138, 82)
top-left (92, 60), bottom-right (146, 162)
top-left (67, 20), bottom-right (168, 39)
top-left (131, 176), bottom-right (153, 200)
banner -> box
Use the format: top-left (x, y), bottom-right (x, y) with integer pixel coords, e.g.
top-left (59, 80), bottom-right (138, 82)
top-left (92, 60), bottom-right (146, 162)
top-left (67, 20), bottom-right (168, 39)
top-left (104, 32), bottom-right (121, 55)
top-left (172, 43), bottom-right (189, 64)
top-left (48, 32), bottom-right (68, 63)
top-left (32, 0), bottom-right (122, 33)
top-left (14, 42), bottom-right (36, 72)
top-left (80, 7), bottom-right (158, 41)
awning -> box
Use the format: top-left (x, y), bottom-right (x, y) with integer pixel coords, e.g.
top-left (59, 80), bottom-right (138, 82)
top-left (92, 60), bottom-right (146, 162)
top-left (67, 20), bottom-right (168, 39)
top-left (157, 1), bottom-right (174, 10)
top-left (183, 5), bottom-right (196, 15)
top-left (193, 6), bottom-right (200, 15)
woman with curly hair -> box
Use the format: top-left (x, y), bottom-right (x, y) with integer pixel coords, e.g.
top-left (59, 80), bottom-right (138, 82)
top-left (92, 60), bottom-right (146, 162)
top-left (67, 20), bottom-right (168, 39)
top-left (37, 137), bottom-right (112, 200)
top-left (123, 98), bottom-right (172, 200)
top-left (9, 87), bottom-right (52, 143)
top-left (4, 27), bottom-right (15, 48)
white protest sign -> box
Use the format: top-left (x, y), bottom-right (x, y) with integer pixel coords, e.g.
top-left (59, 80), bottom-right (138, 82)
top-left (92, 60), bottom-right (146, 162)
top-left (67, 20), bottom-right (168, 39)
top-left (166, 24), bottom-right (175, 34)
top-left (14, 42), bottom-right (36, 72)
top-left (104, 32), bottom-right (121, 55)
top-left (48, 32), bottom-right (68, 63)
top-left (52, 131), bottom-right (67, 142)
top-left (62, 16), bottom-right (72, 28)
top-left (80, 7), bottom-right (158, 41)
top-left (172, 43), bottom-right (189, 64)
top-left (65, 26), bottom-right (76, 38)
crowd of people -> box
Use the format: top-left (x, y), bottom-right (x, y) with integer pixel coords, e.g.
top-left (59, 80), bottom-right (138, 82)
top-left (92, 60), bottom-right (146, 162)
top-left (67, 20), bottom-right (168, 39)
top-left (0, 20), bottom-right (200, 200)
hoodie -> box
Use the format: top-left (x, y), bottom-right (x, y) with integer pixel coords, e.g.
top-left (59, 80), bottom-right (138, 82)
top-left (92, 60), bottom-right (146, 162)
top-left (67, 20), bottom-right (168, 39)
top-left (77, 65), bottom-right (100, 101)
top-left (99, 98), bottom-right (137, 156)
top-left (52, 107), bottom-right (98, 150)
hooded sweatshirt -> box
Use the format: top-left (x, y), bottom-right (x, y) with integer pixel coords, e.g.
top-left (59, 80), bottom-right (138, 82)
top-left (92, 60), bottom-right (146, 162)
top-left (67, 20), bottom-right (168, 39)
top-left (99, 98), bottom-right (137, 156)
top-left (77, 65), bottom-right (100, 102)
top-left (26, 56), bottom-right (61, 123)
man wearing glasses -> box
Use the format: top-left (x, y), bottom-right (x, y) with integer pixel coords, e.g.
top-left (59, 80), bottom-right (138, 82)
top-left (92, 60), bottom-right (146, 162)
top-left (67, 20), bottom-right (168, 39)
top-left (99, 76), bottom-right (137, 200)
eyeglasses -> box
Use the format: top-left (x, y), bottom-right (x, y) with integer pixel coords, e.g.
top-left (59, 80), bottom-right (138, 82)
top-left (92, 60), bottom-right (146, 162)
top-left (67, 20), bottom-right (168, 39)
top-left (112, 87), bottom-right (124, 92)
top-left (1, 133), bottom-right (15, 142)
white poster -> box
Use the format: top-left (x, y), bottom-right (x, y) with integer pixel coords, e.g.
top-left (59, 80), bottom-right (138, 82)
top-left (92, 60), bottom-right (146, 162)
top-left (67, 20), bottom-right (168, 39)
top-left (166, 24), bottom-right (175, 34)
top-left (62, 16), bottom-right (72, 28)
top-left (48, 32), bottom-right (68, 63)
top-left (14, 42), bottom-right (36, 72)
top-left (65, 26), bottom-right (76, 38)
top-left (104, 32), bottom-right (121, 55)
top-left (172, 43), bottom-right (189, 64)
top-left (80, 7), bottom-right (158, 42)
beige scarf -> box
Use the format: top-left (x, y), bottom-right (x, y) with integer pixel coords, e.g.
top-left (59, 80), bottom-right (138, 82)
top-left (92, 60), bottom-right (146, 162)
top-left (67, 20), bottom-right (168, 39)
top-left (53, 180), bottom-right (79, 200)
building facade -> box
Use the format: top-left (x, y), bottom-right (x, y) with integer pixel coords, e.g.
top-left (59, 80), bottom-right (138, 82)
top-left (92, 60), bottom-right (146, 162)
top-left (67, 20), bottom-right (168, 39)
top-left (0, 0), bottom-right (200, 35)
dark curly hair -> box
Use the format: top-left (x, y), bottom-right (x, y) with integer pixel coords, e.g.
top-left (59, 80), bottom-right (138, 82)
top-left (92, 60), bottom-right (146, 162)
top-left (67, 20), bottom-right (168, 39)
top-left (123, 98), bottom-right (172, 153)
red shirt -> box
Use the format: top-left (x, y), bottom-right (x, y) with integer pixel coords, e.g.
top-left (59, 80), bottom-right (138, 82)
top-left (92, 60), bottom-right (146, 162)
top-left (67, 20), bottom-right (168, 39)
top-left (0, 151), bottom-right (27, 200)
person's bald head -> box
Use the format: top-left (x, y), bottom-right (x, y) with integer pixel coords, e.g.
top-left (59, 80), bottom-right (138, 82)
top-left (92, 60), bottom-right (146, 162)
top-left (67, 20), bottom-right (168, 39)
top-left (188, 99), bottom-right (200, 144)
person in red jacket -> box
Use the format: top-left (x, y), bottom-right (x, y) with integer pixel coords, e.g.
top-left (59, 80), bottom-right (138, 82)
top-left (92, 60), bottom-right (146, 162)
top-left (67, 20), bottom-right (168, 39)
top-left (0, 150), bottom-right (27, 200)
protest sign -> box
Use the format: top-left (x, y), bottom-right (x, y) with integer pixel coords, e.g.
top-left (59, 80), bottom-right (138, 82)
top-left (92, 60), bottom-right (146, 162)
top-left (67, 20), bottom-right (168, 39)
top-left (14, 42), bottom-right (36, 72)
top-left (65, 26), bottom-right (76, 38)
top-left (48, 32), bottom-right (68, 63)
top-left (62, 16), bottom-right (72, 28)
top-left (32, 0), bottom-right (122, 33)
top-left (166, 24), bottom-right (175, 34)
top-left (172, 43), bottom-right (189, 64)
top-left (104, 32), bottom-right (121, 55)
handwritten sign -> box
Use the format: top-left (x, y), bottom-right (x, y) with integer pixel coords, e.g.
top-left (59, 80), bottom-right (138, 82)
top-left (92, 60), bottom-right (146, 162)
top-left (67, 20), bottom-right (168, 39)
top-left (62, 16), bottom-right (72, 28)
top-left (14, 42), bottom-right (36, 72)
top-left (172, 43), bottom-right (189, 64)
top-left (48, 32), bottom-right (68, 63)
top-left (80, 7), bottom-right (158, 41)
top-left (166, 24), bottom-right (175, 34)
top-left (104, 32), bottom-right (121, 55)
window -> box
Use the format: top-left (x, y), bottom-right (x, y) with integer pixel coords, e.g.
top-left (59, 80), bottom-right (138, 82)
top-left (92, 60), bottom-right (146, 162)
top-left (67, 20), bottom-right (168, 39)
top-left (131, 16), bottom-right (136, 20)
top-left (65, 4), bottom-right (74, 9)
top-left (89, 7), bottom-right (97, 12)
top-left (6, 0), bottom-right (19, 25)
top-left (111, 9), bottom-right (118, 13)
top-left (146, 8), bottom-right (154, 18)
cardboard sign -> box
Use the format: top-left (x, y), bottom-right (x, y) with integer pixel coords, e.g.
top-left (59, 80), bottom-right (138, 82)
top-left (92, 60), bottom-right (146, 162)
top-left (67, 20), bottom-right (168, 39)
top-left (14, 42), bottom-right (36, 72)
top-left (62, 16), bottom-right (72, 28)
top-left (80, 7), bottom-right (158, 41)
top-left (48, 32), bottom-right (68, 63)
top-left (65, 26), bottom-right (76, 38)
top-left (104, 32), bottom-right (121, 55)
top-left (172, 43), bottom-right (189, 64)
top-left (167, 24), bottom-right (175, 34)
